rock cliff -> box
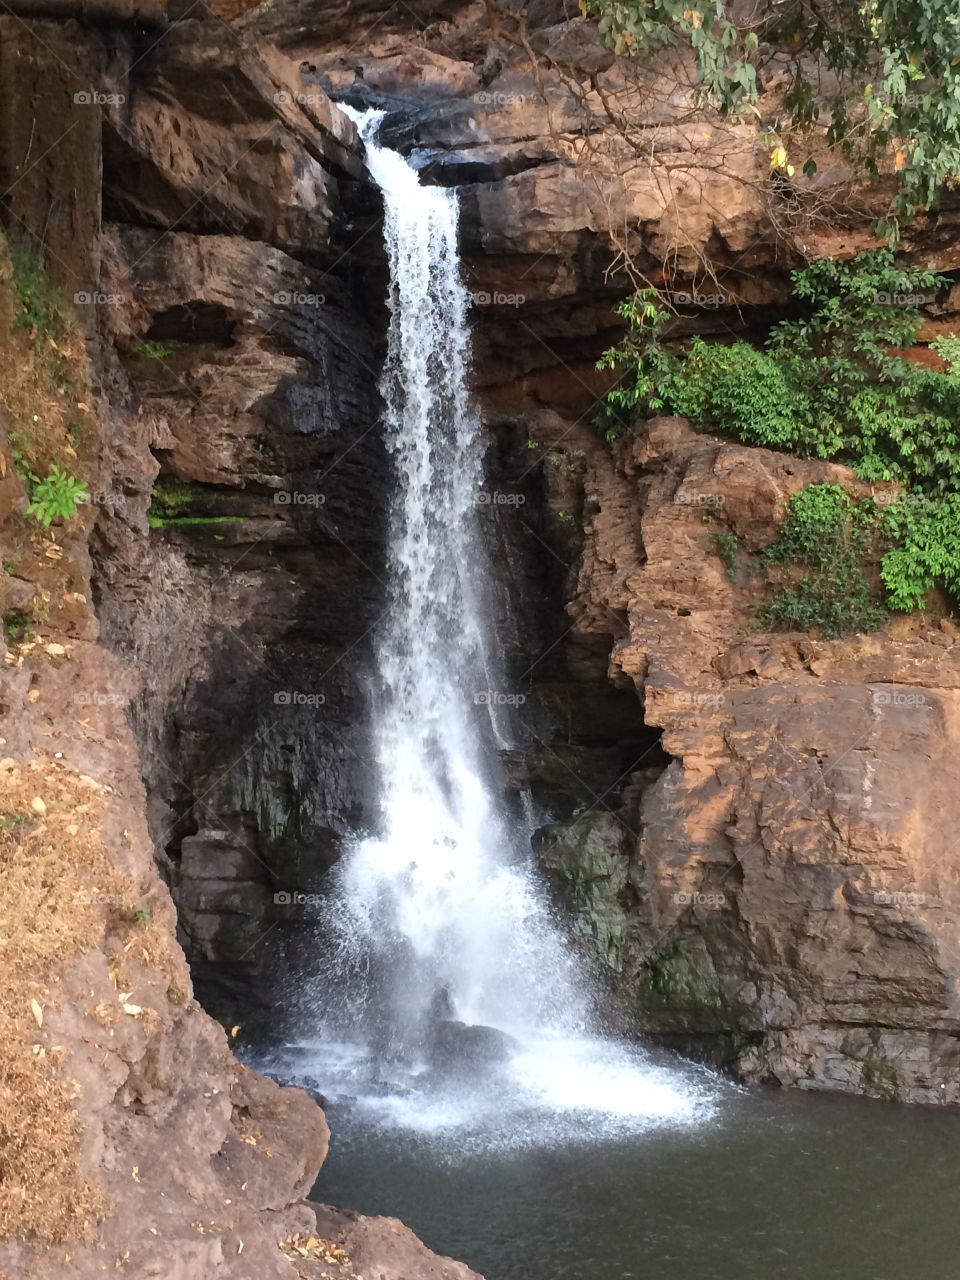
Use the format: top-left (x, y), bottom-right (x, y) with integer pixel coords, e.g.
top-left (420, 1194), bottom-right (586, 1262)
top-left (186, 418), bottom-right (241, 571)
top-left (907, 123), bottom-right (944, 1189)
top-left (3, 0), bottom-right (960, 1273)
top-left (0, 7), bottom-right (481, 1276)
top-left (526, 415), bottom-right (960, 1102)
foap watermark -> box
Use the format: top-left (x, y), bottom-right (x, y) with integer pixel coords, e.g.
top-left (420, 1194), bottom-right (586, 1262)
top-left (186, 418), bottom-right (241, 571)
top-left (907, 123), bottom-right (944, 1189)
top-left (78, 490), bottom-right (127, 508)
top-left (73, 890), bottom-right (133, 907)
top-left (274, 890), bottom-right (322, 906)
top-left (477, 491), bottom-right (525, 507)
top-left (474, 690), bottom-right (527, 707)
top-left (274, 91), bottom-right (328, 108)
top-left (875, 291), bottom-right (927, 306)
top-left (273, 690), bottom-right (326, 708)
top-left (669, 290), bottom-right (729, 309)
top-left (874, 890), bottom-right (926, 908)
top-left (871, 491), bottom-right (927, 510)
top-left (674, 491), bottom-right (725, 508)
top-left (872, 689), bottom-right (926, 709)
top-left (672, 690), bottom-right (725, 710)
top-left (274, 290), bottom-right (326, 306)
top-left (472, 290), bottom-right (525, 308)
top-left (674, 891), bottom-right (726, 908)
top-left (74, 89), bottom-right (125, 106)
top-left (74, 290), bottom-right (125, 307)
top-left (74, 690), bottom-right (126, 707)
top-left (474, 91), bottom-right (525, 107)
top-left (274, 490), bottom-right (325, 507)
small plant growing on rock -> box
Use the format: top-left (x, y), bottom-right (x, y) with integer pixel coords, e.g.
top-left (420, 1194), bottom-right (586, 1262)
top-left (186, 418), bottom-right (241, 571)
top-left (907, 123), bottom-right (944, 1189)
top-left (10, 247), bottom-right (69, 348)
top-left (714, 529), bottom-right (739, 581)
top-left (134, 339), bottom-right (175, 360)
top-left (3, 611), bottom-right (33, 644)
top-left (25, 465), bottom-right (87, 529)
top-left (760, 484), bottom-right (888, 637)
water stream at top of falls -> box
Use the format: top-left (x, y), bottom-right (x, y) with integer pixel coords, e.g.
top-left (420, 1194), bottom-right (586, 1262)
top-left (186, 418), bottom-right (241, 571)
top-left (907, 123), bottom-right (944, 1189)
top-left (266, 107), bottom-right (719, 1147)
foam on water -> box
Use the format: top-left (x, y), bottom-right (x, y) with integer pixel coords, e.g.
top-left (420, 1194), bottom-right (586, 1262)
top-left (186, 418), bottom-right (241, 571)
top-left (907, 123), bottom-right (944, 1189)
top-left (272, 106), bottom-right (719, 1148)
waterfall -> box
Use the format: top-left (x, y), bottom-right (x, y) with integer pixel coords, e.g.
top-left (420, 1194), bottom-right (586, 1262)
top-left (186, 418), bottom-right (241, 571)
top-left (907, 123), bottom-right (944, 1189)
top-left (279, 108), bottom-right (713, 1143)
top-left (333, 105), bottom-right (581, 1047)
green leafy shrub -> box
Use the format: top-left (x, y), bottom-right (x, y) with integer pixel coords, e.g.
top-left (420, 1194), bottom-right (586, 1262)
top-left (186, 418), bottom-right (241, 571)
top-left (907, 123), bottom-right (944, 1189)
top-left (879, 495), bottom-right (960, 612)
top-left (759, 485), bottom-right (888, 637)
top-left (714, 529), bottom-right (739, 580)
top-left (25, 465), bottom-right (87, 529)
top-left (595, 289), bottom-right (680, 441)
top-left (668, 339), bottom-right (805, 450)
top-left (761, 485), bottom-right (854, 565)
top-left (598, 251), bottom-right (960, 614)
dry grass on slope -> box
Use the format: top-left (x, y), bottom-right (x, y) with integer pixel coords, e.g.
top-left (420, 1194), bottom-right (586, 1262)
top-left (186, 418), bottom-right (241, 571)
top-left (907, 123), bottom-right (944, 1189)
top-left (0, 758), bottom-right (123, 1241)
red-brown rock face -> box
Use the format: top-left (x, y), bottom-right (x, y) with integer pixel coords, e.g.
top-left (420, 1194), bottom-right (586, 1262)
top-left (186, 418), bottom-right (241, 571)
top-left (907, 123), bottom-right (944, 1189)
top-left (549, 416), bottom-right (960, 1103)
top-left (241, 0), bottom-right (960, 412)
top-left (0, 12), bottom-right (484, 1278)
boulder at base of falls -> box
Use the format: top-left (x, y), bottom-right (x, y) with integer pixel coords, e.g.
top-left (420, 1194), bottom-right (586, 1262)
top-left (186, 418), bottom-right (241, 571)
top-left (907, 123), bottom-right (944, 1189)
top-left (427, 1020), bottom-right (517, 1073)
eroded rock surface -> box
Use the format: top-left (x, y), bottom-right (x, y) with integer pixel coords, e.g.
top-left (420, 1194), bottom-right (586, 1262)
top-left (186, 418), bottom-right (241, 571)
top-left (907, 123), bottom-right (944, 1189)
top-left (541, 415), bottom-right (960, 1103)
top-left (240, 0), bottom-right (960, 413)
top-left (0, 11), bottom-right (484, 1277)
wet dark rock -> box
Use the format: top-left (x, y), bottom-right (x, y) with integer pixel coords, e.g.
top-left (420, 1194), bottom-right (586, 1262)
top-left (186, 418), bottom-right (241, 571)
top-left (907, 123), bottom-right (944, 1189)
top-left (426, 1019), bottom-right (517, 1072)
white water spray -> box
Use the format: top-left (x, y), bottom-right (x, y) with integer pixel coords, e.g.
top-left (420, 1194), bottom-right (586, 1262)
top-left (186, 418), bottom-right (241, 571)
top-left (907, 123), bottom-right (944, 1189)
top-left (279, 108), bottom-right (715, 1142)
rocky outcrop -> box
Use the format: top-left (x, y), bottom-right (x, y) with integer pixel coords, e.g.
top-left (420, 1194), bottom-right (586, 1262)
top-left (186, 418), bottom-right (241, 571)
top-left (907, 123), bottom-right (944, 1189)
top-left (539, 414), bottom-right (960, 1104)
top-left (16, 16), bottom-right (394, 1023)
top-left (0, 10), bottom-right (484, 1277)
top-left (240, 0), bottom-right (960, 412)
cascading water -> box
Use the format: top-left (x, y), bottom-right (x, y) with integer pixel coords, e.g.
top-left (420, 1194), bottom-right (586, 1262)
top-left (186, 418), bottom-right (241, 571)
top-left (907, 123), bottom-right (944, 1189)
top-left (269, 108), bottom-right (716, 1146)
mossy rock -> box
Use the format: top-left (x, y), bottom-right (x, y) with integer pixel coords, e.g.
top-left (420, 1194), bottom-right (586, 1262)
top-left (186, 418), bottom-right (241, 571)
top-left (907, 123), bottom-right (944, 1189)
top-left (636, 935), bottom-right (728, 1031)
top-left (535, 810), bottom-right (636, 972)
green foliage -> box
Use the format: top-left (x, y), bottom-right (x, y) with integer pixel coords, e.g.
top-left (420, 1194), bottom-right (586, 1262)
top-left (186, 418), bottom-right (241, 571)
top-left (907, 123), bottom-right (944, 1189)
top-left (147, 479), bottom-right (242, 530)
top-left (761, 484), bottom-right (854, 564)
top-left (9, 248), bottom-right (68, 346)
top-left (713, 528), bottom-right (739, 580)
top-left (879, 494), bottom-right (960, 611)
top-left (134, 340), bottom-right (175, 360)
top-left (8, 245), bottom-right (77, 395)
top-left (596, 289), bottom-right (679, 440)
top-left (759, 485), bottom-right (889, 636)
top-left (582, 0), bottom-right (960, 237)
top-left (666, 337), bottom-right (803, 448)
top-left (25, 465), bottom-right (87, 529)
top-left (2, 611), bottom-right (33, 644)
top-left (598, 251), bottom-right (960, 614)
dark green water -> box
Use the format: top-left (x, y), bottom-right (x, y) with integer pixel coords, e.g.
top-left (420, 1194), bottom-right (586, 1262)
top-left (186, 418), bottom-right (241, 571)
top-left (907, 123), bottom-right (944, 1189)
top-left (313, 1083), bottom-right (960, 1279)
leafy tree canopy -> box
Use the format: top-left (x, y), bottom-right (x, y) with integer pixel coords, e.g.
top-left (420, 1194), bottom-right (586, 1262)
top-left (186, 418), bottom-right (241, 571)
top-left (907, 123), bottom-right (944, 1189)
top-left (581, 0), bottom-right (960, 234)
